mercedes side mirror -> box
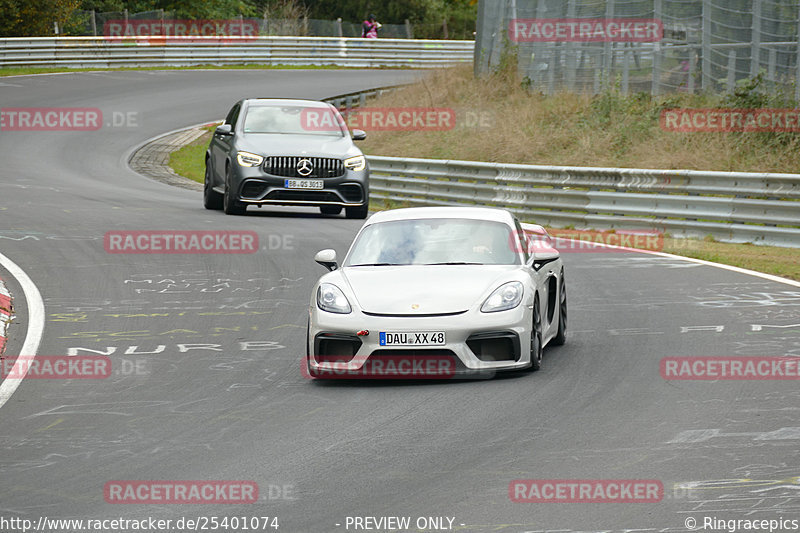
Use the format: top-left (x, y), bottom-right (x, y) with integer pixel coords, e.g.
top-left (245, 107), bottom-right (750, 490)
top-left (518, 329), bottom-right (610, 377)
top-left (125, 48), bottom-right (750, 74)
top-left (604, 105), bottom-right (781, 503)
top-left (215, 124), bottom-right (233, 136)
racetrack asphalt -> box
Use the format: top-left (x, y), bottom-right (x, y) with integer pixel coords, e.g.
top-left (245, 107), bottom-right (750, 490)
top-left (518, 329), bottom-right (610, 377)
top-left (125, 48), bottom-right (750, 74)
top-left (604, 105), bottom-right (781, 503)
top-left (0, 69), bottom-right (799, 532)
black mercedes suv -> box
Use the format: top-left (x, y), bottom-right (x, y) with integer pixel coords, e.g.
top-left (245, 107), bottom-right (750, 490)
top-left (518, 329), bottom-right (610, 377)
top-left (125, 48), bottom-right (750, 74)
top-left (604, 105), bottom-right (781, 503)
top-left (205, 98), bottom-right (369, 218)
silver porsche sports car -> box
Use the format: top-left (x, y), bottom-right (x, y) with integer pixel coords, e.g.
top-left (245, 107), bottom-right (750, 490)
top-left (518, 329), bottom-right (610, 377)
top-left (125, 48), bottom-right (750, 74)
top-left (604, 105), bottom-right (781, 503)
top-left (305, 206), bottom-right (567, 379)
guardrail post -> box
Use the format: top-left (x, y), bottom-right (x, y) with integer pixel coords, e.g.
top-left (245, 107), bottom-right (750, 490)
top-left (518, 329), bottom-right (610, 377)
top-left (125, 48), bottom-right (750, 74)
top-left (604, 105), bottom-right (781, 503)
top-left (565, 0), bottom-right (577, 92)
top-left (336, 18), bottom-right (342, 37)
top-left (797, 3), bottom-right (800, 101)
top-left (726, 50), bottom-right (737, 94)
top-left (622, 48), bottom-right (630, 94)
top-left (652, 0), bottom-right (662, 95)
top-left (767, 47), bottom-right (776, 87)
top-left (751, 0), bottom-right (762, 77)
top-left (405, 19), bottom-right (413, 39)
top-left (91, 10), bottom-right (97, 36)
top-left (601, 0), bottom-right (615, 91)
top-left (702, 0), bottom-right (711, 91)
top-left (688, 47), bottom-right (697, 94)
top-left (593, 59), bottom-right (601, 94)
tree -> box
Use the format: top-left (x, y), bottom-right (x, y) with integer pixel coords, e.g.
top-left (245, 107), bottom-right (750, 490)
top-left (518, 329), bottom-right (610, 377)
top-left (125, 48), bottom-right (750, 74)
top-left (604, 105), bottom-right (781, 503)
top-left (0, 0), bottom-right (81, 36)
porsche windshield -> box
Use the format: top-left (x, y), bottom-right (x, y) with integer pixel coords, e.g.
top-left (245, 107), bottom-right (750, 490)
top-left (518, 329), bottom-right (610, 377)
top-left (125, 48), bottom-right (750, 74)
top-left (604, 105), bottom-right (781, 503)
top-left (242, 104), bottom-right (345, 137)
top-left (346, 218), bottom-right (520, 266)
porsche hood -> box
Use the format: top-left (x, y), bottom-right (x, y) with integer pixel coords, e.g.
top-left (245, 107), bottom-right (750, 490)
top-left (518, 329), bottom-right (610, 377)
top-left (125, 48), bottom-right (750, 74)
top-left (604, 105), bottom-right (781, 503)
top-left (337, 265), bottom-right (519, 315)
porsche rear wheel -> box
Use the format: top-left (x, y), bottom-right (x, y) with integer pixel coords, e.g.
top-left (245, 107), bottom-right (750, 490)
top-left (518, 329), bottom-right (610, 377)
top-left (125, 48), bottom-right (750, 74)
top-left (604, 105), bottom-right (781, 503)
top-left (529, 297), bottom-right (543, 371)
top-left (552, 271), bottom-right (567, 346)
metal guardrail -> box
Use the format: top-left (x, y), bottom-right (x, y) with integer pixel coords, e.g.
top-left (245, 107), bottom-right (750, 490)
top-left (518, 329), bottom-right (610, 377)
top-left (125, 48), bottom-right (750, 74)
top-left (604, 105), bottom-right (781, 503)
top-left (325, 86), bottom-right (401, 111)
top-left (0, 36), bottom-right (474, 68)
top-left (322, 86), bottom-right (800, 247)
top-left (366, 156), bottom-right (800, 247)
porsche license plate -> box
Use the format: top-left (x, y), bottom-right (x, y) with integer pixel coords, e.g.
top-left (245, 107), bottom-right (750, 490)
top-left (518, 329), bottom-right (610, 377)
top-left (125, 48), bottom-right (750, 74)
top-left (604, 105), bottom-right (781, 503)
top-left (379, 331), bottom-right (446, 346)
top-left (285, 179), bottom-right (323, 189)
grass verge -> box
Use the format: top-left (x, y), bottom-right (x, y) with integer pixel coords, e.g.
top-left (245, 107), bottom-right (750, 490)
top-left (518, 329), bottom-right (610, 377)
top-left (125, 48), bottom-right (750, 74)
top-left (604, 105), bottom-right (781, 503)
top-left (168, 128), bottom-right (213, 184)
top-left (661, 237), bottom-right (800, 280)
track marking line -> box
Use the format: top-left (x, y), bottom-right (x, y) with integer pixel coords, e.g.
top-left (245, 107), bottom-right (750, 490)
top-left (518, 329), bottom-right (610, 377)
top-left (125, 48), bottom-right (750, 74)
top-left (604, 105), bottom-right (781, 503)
top-left (0, 251), bottom-right (45, 410)
top-left (522, 224), bottom-right (800, 288)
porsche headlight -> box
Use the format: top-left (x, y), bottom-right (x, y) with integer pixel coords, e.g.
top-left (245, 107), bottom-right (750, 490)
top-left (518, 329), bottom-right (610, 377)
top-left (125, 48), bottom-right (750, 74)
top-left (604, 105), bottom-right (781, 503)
top-left (344, 155), bottom-right (366, 172)
top-left (237, 151), bottom-right (264, 167)
top-left (317, 283), bottom-right (352, 314)
top-left (481, 281), bottom-right (524, 313)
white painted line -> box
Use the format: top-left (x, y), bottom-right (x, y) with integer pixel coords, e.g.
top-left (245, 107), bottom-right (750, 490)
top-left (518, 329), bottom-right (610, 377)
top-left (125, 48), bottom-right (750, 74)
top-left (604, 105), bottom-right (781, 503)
top-left (522, 224), bottom-right (800, 288)
top-left (0, 251), bottom-right (45, 409)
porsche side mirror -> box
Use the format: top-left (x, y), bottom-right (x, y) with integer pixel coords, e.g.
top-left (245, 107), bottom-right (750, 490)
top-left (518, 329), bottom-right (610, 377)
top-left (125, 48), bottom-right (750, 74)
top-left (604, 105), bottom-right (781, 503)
top-left (530, 249), bottom-right (559, 271)
top-left (314, 249), bottom-right (338, 271)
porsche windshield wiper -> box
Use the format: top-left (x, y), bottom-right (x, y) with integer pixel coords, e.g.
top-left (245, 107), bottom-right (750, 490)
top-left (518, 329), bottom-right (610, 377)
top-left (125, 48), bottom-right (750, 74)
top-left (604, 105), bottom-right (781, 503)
top-left (349, 262), bottom-right (403, 267)
top-left (424, 262), bottom-right (484, 265)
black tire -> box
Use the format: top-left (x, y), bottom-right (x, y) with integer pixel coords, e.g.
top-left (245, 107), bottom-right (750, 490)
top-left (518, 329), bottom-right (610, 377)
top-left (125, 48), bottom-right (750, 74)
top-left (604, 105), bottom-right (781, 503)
top-left (345, 202), bottom-right (369, 219)
top-left (223, 164), bottom-right (246, 216)
top-left (320, 205), bottom-right (342, 215)
top-left (529, 296), bottom-right (543, 371)
top-left (552, 271), bottom-right (567, 346)
top-left (305, 318), bottom-right (315, 379)
top-left (204, 161), bottom-right (223, 210)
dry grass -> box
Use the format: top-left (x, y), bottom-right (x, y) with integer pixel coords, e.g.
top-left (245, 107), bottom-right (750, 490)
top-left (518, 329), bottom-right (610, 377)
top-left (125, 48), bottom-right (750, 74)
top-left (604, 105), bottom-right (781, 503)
top-left (165, 71), bottom-right (800, 281)
top-left (360, 65), bottom-right (800, 173)
top-left (356, 65), bottom-right (800, 280)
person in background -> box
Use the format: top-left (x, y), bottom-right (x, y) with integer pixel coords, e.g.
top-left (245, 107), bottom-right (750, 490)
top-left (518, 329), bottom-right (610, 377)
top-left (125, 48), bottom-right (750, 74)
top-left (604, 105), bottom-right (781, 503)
top-left (362, 14), bottom-right (381, 38)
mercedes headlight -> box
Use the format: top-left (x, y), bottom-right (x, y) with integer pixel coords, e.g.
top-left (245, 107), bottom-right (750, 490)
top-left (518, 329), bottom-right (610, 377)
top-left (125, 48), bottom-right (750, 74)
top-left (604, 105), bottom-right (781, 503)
top-left (344, 155), bottom-right (366, 172)
top-left (481, 281), bottom-right (524, 313)
top-left (317, 283), bottom-right (352, 314)
top-left (237, 151), bottom-right (264, 167)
